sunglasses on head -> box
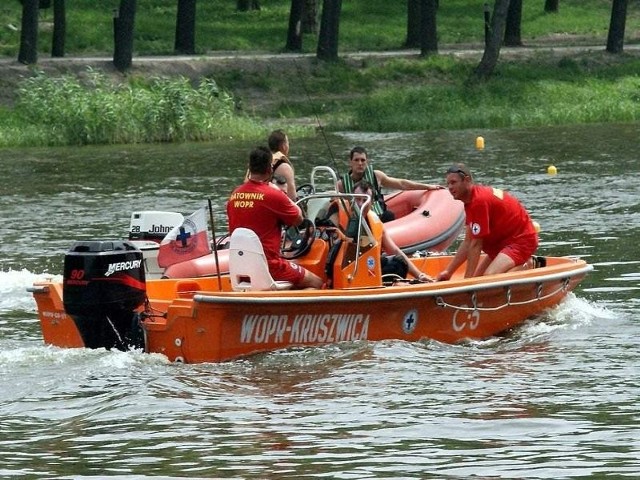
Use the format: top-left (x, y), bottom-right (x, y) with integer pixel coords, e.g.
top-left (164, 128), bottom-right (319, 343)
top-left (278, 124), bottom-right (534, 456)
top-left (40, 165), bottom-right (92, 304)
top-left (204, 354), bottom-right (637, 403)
top-left (446, 167), bottom-right (469, 177)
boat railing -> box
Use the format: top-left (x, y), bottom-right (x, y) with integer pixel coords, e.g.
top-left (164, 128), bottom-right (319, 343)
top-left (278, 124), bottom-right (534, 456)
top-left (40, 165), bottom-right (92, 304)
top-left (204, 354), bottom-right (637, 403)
top-left (297, 191), bottom-right (372, 280)
top-left (309, 165), bottom-right (339, 193)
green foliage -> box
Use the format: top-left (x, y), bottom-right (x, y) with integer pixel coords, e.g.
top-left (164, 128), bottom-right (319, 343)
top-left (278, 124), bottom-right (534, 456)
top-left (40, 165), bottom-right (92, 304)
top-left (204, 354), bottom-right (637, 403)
top-left (2, 0), bottom-right (640, 146)
top-left (1, 0), bottom-right (638, 56)
top-left (345, 55), bottom-right (640, 131)
top-left (11, 70), bottom-right (268, 146)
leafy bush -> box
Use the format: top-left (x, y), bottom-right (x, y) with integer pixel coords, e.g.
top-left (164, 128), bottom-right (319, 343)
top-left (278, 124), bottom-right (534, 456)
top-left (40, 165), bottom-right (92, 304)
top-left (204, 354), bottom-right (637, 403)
top-left (14, 70), bottom-right (266, 145)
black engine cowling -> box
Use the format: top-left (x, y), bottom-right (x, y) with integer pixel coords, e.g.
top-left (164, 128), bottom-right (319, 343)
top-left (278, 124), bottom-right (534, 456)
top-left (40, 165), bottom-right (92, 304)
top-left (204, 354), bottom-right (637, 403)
top-left (63, 240), bottom-right (146, 350)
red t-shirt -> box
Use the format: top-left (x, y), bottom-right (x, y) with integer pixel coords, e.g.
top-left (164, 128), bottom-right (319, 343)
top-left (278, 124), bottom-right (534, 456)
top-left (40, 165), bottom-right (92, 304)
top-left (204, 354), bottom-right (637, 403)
top-left (227, 179), bottom-right (301, 262)
top-left (465, 185), bottom-right (536, 258)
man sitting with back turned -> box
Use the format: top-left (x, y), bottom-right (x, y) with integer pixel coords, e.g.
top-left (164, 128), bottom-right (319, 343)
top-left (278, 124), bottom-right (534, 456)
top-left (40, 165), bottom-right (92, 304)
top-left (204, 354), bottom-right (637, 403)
top-left (437, 163), bottom-right (539, 280)
top-left (227, 146), bottom-right (323, 289)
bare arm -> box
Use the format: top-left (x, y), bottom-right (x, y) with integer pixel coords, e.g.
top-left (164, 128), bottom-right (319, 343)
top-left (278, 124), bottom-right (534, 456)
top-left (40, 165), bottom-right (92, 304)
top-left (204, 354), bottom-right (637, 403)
top-left (375, 170), bottom-right (442, 191)
top-left (474, 255), bottom-right (492, 277)
top-left (381, 230), bottom-right (428, 280)
top-left (437, 228), bottom-right (471, 281)
top-left (290, 203), bottom-right (304, 226)
top-left (464, 238), bottom-right (483, 278)
top-left (276, 163), bottom-right (297, 201)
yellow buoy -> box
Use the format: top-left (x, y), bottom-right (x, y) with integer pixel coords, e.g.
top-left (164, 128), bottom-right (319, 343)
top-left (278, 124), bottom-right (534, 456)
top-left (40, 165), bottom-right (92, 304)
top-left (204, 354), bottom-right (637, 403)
top-left (532, 221), bottom-right (541, 233)
top-left (475, 136), bottom-right (485, 150)
top-left (547, 165), bottom-right (557, 175)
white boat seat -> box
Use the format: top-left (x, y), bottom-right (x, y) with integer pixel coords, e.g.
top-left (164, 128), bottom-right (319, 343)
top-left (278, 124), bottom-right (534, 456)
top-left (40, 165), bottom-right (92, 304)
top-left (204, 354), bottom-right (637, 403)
top-left (229, 228), bottom-right (293, 291)
top-left (306, 193), bottom-right (336, 224)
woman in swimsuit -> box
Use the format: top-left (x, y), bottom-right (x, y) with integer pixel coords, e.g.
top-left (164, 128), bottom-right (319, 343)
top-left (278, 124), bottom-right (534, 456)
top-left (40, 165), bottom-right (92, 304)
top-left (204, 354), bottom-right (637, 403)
top-left (268, 130), bottom-right (297, 201)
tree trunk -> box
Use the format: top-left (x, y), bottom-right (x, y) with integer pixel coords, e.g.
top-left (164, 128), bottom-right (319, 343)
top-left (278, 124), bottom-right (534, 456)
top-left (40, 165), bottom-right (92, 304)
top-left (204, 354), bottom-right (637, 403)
top-left (51, 0), bottom-right (65, 57)
top-left (504, 0), bottom-right (522, 46)
top-left (405, 0), bottom-right (421, 48)
top-left (544, 0), bottom-right (558, 13)
top-left (175, 0), bottom-right (196, 54)
top-left (18, 0), bottom-right (52, 7)
top-left (18, 0), bottom-right (39, 65)
top-left (113, 0), bottom-right (137, 72)
top-left (286, 0), bottom-right (305, 51)
top-left (302, 0), bottom-right (318, 34)
top-left (237, 0), bottom-right (260, 11)
top-left (606, 0), bottom-right (627, 54)
top-left (472, 0), bottom-right (510, 81)
top-left (420, 0), bottom-right (437, 56)
top-left (317, 0), bottom-right (341, 61)
top-left (484, 2), bottom-right (491, 47)
top-left (284, 0), bottom-right (305, 52)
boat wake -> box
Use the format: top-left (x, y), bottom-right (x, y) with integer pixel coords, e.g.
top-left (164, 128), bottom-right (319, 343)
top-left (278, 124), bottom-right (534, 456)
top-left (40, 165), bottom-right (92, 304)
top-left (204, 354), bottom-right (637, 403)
top-left (0, 269), bottom-right (62, 313)
top-left (0, 341), bottom-right (170, 370)
top-left (507, 293), bottom-right (615, 344)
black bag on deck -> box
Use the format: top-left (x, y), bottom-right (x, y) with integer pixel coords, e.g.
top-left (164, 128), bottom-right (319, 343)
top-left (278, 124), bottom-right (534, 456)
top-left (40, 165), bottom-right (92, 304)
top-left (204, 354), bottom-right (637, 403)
top-left (381, 254), bottom-right (409, 278)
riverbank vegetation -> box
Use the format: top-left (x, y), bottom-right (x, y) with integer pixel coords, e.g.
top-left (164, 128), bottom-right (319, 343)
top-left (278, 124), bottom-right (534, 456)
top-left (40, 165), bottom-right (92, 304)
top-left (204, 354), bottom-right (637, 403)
top-left (1, 0), bottom-right (640, 147)
top-left (339, 53), bottom-right (640, 131)
top-left (5, 72), bottom-right (276, 146)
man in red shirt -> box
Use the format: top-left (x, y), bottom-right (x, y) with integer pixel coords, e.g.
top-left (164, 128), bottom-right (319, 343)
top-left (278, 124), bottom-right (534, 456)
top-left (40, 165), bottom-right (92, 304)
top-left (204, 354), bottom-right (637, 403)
top-left (437, 163), bottom-right (539, 280)
top-left (227, 146), bottom-right (323, 289)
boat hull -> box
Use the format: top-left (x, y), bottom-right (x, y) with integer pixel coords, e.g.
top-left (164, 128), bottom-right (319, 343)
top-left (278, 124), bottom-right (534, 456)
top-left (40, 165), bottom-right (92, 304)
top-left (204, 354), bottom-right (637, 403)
top-left (30, 256), bottom-right (592, 363)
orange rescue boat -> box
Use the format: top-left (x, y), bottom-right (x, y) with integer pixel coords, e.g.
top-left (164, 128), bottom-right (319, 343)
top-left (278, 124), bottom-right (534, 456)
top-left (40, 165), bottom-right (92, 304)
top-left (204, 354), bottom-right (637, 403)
top-left (29, 192), bottom-right (592, 363)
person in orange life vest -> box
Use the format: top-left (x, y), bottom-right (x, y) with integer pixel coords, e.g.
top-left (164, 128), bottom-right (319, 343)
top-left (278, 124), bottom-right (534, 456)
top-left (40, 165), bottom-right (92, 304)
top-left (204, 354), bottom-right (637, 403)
top-left (227, 146), bottom-right (323, 289)
top-left (353, 180), bottom-right (433, 282)
top-left (336, 146), bottom-right (443, 223)
top-left (436, 163), bottom-right (539, 281)
top-left (268, 129), bottom-right (297, 201)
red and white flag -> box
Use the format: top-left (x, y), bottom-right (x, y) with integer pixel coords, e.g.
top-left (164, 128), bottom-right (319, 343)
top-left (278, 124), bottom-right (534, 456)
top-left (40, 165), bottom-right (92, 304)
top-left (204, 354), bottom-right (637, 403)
top-left (157, 207), bottom-right (211, 268)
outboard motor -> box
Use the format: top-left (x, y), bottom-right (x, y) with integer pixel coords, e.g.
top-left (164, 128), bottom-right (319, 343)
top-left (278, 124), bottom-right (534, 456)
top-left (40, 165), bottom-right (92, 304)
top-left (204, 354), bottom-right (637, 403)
top-left (63, 240), bottom-right (146, 350)
top-left (128, 211), bottom-right (184, 243)
top-left (128, 211), bottom-right (184, 279)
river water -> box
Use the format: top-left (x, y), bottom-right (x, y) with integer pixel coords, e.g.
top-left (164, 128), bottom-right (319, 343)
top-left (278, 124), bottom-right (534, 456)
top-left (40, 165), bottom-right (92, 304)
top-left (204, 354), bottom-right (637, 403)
top-left (1, 123), bottom-right (639, 478)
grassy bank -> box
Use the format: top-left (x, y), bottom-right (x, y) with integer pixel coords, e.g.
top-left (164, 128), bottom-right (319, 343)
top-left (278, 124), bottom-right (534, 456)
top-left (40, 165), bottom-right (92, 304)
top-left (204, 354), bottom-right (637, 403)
top-left (336, 53), bottom-right (640, 131)
top-left (1, 0), bottom-right (640, 147)
top-left (3, 49), bottom-right (640, 147)
top-left (1, 72), bottom-right (277, 146)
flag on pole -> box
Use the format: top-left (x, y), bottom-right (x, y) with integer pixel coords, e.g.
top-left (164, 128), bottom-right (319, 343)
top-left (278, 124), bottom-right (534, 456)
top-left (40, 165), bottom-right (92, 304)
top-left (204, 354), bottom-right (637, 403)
top-left (157, 207), bottom-right (211, 268)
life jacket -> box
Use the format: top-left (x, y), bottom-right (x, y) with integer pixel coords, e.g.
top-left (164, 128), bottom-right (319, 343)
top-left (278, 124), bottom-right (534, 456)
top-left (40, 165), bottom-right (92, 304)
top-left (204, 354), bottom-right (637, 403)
top-left (244, 155), bottom-right (291, 184)
top-left (341, 165), bottom-right (386, 216)
top-left (272, 157), bottom-right (288, 175)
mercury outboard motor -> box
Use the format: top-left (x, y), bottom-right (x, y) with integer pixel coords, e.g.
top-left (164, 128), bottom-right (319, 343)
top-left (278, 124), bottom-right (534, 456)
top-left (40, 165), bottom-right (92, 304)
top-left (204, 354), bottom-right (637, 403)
top-left (63, 240), bottom-right (146, 350)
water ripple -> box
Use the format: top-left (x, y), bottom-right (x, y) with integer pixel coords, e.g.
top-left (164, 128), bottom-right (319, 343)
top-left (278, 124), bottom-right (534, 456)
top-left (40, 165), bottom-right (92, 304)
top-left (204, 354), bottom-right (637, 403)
top-left (1, 126), bottom-right (639, 478)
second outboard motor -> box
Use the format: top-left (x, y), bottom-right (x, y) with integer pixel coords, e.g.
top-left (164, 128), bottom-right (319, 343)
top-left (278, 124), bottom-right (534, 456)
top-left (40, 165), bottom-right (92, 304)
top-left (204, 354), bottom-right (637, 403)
top-left (63, 240), bottom-right (146, 350)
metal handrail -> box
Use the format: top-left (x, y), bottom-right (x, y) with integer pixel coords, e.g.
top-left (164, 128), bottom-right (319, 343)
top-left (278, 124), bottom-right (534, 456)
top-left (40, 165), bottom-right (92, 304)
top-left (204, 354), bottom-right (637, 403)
top-left (310, 165), bottom-right (339, 192)
top-left (295, 190), bottom-right (371, 281)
